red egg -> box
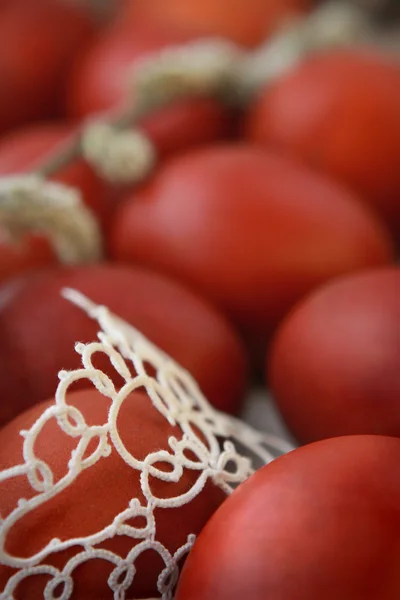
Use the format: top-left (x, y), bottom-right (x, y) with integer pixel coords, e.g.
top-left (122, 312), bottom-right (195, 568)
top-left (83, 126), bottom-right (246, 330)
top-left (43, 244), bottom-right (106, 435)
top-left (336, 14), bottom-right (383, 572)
top-left (0, 234), bottom-right (57, 288)
top-left (245, 49), bottom-right (400, 236)
top-left (67, 21), bottom-right (232, 157)
top-left (176, 435), bottom-right (400, 600)
top-left (124, 0), bottom-right (313, 48)
top-left (0, 389), bottom-right (226, 599)
top-left (269, 267), bottom-right (400, 443)
top-left (0, 0), bottom-right (95, 133)
top-left (110, 144), bottom-right (393, 343)
top-left (0, 263), bottom-right (247, 426)
top-left (0, 122), bottom-right (112, 224)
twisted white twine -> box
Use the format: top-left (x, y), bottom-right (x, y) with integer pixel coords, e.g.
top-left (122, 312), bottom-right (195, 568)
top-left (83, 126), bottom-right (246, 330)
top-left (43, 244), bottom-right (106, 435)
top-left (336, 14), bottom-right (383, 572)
top-left (82, 122), bottom-right (157, 185)
top-left (0, 176), bottom-right (102, 264)
top-left (237, 1), bottom-right (372, 99)
top-left (130, 38), bottom-right (245, 106)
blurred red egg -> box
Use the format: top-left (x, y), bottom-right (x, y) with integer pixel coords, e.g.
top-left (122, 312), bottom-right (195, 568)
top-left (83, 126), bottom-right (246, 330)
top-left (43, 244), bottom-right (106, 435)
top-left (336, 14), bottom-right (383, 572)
top-left (0, 0), bottom-right (95, 133)
top-left (125, 0), bottom-right (313, 48)
top-left (0, 389), bottom-right (226, 599)
top-left (245, 49), bottom-right (400, 235)
top-left (67, 21), bottom-right (233, 157)
top-left (110, 144), bottom-right (393, 345)
top-left (0, 263), bottom-right (247, 426)
top-left (176, 434), bottom-right (400, 600)
top-left (0, 235), bottom-right (57, 288)
top-left (269, 267), bottom-right (400, 443)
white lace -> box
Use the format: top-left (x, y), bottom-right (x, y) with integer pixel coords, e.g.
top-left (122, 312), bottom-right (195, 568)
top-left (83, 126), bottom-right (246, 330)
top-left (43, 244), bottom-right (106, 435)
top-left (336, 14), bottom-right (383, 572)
top-left (0, 289), bottom-right (293, 600)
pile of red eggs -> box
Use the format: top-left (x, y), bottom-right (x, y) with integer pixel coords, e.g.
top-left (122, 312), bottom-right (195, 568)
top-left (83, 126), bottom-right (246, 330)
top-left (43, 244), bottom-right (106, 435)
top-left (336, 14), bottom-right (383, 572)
top-left (0, 0), bottom-right (399, 598)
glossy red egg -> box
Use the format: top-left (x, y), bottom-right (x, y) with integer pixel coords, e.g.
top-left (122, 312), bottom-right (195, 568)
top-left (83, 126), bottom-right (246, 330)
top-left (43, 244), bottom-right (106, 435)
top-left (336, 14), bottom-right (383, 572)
top-left (269, 267), bottom-right (400, 443)
top-left (110, 144), bottom-right (393, 343)
top-left (176, 435), bottom-right (400, 600)
top-left (67, 21), bottom-right (232, 157)
top-left (245, 49), bottom-right (400, 235)
top-left (0, 0), bottom-right (95, 133)
top-left (0, 389), bottom-right (226, 599)
top-left (125, 0), bottom-right (313, 48)
top-left (0, 263), bottom-right (247, 426)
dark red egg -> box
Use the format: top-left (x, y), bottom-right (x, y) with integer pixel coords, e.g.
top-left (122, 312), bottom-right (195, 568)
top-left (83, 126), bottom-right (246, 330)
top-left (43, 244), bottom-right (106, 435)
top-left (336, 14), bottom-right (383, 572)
top-left (245, 49), bottom-right (400, 236)
top-left (0, 0), bottom-right (95, 133)
top-left (0, 263), bottom-right (247, 426)
top-left (0, 389), bottom-right (226, 599)
top-left (110, 144), bottom-right (393, 344)
top-left (67, 21), bottom-right (232, 157)
top-left (0, 234), bottom-right (57, 289)
top-left (176, 435), bottom-right (400, 600)
top-left (124, 0), bottom-right (313, 48)
top-left (269, 267), bottom-right (400, 443)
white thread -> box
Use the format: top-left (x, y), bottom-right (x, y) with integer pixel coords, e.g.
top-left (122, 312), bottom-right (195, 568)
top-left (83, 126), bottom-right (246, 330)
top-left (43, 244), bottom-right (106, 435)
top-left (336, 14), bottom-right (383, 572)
top-left (130, 38), bottom-right (246, 106)
top-left (0, 288), bottom-right (293, 599)
top-left (81, 122), bottom-right (157, 185)
top-left (237, 1), bottom-right (372, 99)
top-left (125, 5), bottom-right (376, 111)
top-left (0, 175), bottom-right (102, 264)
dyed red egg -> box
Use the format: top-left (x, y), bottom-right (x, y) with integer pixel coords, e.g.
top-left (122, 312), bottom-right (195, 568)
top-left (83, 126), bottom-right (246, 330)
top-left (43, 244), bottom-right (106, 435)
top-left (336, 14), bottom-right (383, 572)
top-left (0, 263), bottom-right (247, 426)
top-left (269, 267), bottom-right (400, 443)
top-left (125, 0), bottom-right (313, 48)
top-left (0, 0), bottom-right (95, 133)
top-left (245, 49), bottom-right (400, 235)
top-left (110, 144), bottom-right (393, 342)
top-left (176, 435), bottom-right (400, 600)
top-left (67, 21), bottom-right (232, 157)
top-left (0, 234), bottom-right (57, 288)
top-left (0, 389), bottom-right (226, 599)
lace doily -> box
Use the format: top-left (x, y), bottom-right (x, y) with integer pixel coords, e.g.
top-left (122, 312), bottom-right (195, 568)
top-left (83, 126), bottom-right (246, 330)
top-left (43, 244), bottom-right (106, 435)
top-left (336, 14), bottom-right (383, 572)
top-left (0, 289), bottom-right (293, 600)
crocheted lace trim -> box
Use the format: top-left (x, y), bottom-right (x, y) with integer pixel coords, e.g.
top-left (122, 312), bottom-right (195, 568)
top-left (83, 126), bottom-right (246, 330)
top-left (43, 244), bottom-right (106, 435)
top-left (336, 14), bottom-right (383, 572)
top-left (0, 289), bottom-right (292, 600)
